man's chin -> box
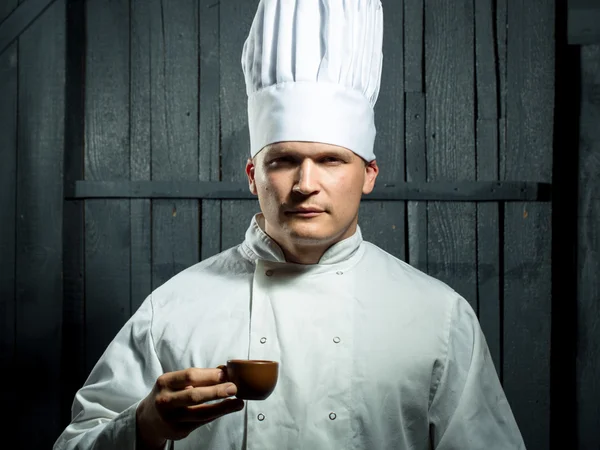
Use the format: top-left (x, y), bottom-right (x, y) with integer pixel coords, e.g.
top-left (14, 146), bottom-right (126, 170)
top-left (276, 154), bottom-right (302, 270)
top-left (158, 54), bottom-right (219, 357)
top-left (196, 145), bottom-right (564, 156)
top-left (282, 222), bottom-right (337, 244)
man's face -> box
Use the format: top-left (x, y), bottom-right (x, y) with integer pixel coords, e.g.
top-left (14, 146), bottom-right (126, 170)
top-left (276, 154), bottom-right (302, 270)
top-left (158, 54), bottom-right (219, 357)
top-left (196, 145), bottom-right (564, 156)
top-left (246, 141), bottom-right (379, 249)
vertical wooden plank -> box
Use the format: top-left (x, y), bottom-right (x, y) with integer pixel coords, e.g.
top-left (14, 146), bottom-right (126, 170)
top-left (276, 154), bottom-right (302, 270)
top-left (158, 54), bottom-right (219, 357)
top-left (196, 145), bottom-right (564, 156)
top-left (16, 0), bottom-right (65, 446)
top-left (497, 0), bottom-right (508, 210)
top-left (0, 0), bottom-right (18, 440)
top-left (84, 0), bottom-right (130, 372)
top-left (130, 0), bottom-right (152, 312)
top-left (404, 0), bottom-right (423, 93)
top-left (219, 1), bottom-right (259, 252)
top-left (496, 0), bottom-right (508, 121)
top-left (61, 0), bottom-right (86, 428)
top-left (474, 0), bottom-right (502, 377)
top-left (148, 0), bottom-right (200, 290)
top-left (360, 0), bottom-right (405, 261)
top-left (199, 0), bottom-right (222, 261)
top-left (405, 93), bottom-right (427, 272)
top-left (424, 0), bottom-right (477, 307)
top-left (474, 0), bottom-right (499, 121)
top-left (577, 43), bottom-right (600, 450)
top-left (404, 0), bottom-right (427, 272)
top-left (504, 0), bottom-right (554, 448)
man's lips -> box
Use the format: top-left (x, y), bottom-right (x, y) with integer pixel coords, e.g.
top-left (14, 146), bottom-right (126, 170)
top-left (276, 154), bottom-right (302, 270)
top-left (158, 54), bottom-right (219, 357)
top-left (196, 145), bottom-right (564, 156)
top-left (285, 208), bottom-right (325, 216)
top-left (287, 209), bottom-right (324, 213)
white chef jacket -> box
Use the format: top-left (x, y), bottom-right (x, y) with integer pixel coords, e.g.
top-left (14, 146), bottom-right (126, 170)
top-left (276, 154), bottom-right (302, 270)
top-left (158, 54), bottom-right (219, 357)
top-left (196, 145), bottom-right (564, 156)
top-left (54, 214), bottom-right (526, 450)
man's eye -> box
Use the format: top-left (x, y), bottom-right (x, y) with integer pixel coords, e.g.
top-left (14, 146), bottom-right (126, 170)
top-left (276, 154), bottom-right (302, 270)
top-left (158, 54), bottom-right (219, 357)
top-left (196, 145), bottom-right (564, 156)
top-left (322, 157), bottom-right (342, 164)
top-left (269, 157), bottom-right (294, 165)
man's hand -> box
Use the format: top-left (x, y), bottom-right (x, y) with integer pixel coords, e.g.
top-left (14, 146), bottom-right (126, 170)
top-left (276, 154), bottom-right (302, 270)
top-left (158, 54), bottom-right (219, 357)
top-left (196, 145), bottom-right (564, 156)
top-left (136, 368), bottom-right (244, 449)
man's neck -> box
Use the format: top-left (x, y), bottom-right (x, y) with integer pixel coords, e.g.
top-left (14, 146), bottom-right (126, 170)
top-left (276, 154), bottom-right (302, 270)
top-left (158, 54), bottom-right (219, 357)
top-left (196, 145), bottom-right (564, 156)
top-left (280, 244), bottom-right (329, 265)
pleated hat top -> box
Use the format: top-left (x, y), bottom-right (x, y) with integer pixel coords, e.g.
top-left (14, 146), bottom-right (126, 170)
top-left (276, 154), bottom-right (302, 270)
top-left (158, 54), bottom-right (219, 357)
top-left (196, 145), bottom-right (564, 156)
top-left (242, 0), bottom-right (384, 162)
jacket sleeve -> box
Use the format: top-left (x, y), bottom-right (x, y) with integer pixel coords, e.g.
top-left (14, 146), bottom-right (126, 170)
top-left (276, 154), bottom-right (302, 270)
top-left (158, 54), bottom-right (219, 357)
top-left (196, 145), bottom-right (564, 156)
top-left (428, 296), bottom-right (527, 450)
top-left (53, 296), bottom-right (166, 450)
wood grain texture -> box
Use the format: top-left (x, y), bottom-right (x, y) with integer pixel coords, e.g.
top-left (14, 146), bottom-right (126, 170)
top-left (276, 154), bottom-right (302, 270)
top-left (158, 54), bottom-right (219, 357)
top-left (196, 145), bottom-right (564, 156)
top-left (474, 0), bottom-right (498, 121)
top-left (15, 0), bottom-right (65, 445)
top-left (496, 0), bottom-right (508, 121)
top-left (144, 0), bottom-right (200, 290)
top-left (130, 0), bottom-right (152, 312)
top-left (84, 0), bottom-right (131, 372)
top-left (361, 0), bottom-right (405, 261)
top-left (0, 0), bottom-right (18, 440)
top-left (424, 0), bottom-right (477, 308)
top-left (404, 0), bottom-right (426, 272)
top-left (219, 0), bottom-right (259, 251)
top-left (503, 0), bottom-right (554, 447)
top-left (405, 92), bottom-right (428, 272)
top-left (577, 43), bottom-right (600, 450)
top-left (199, 0), bottom-right (222, 261)
top-left (404, 0), bottom-right (423, 93)
top-left (474, 0), bottom-right (501, 377)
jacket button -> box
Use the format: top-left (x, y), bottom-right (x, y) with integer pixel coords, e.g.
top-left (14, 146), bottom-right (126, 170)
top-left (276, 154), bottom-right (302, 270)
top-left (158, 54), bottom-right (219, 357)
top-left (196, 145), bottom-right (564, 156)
top-left (260, 337), bottom-right (267, 344)
top-left (258, 413), bottom-right (265, 421)
top-left (265, 270), bottom-right (274, 276)
top-left (333, 336), bottom-right (341, 344)
top-left (329, 412), bottom-right (337, 420)
top-left (336, 271), bottom-right (343, 275)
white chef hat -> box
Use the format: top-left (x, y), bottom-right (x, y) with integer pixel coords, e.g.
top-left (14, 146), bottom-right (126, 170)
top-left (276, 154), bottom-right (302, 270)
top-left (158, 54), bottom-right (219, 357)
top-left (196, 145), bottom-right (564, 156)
top-left (242, 0), bottom-right (384, 162)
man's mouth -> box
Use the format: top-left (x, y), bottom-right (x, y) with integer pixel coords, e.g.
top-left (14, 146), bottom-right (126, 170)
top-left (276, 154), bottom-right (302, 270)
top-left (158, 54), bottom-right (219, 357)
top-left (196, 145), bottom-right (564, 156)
top-left (285, 208), bottom-right (325, 217)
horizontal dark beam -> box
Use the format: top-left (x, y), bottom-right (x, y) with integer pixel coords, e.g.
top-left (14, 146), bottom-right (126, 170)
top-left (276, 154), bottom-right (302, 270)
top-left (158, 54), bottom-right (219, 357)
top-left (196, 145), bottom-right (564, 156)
top-left (65, 181), bottom-right (552, 202)
top-left (568, 0), bottom-right (600, 45)
top-left (0, 0), bottom-right (58, 56)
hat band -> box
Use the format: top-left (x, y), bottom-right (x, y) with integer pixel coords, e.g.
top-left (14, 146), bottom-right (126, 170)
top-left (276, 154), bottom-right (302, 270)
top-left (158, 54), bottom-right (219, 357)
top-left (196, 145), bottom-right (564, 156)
top-left (248, 81), bottom-right (376, 161)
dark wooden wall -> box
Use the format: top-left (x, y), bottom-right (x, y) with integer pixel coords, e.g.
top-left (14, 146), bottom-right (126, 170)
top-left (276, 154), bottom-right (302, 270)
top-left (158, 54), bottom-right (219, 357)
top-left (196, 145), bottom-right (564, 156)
top-left (0, 0), bottom-right (65, 448)
top-left (576, 43), bottom-right (600, 450)
top-left (0, 0), bottom-right (597, 449)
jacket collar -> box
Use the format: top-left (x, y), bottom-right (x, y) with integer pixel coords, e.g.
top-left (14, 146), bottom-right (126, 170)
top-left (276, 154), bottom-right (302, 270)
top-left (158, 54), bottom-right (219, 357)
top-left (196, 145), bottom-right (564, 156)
top-left (241, 213), bottom-right (363, 265)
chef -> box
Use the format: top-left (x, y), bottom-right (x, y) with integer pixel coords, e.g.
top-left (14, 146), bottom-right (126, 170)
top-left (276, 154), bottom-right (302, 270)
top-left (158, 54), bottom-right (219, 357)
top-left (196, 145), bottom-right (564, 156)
top-left (54, 0), bottom-right (526, 449)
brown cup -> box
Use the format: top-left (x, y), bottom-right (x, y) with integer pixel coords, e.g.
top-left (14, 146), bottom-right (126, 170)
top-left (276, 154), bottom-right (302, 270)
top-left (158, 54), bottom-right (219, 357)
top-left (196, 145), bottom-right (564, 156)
top-left (218, 360), bottom-right (279, 400)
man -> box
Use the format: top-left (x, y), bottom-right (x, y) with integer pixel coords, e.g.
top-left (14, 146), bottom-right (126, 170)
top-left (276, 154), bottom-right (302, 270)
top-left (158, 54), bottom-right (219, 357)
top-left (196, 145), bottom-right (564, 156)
top-left (54, 0), bottom-right (526, 449)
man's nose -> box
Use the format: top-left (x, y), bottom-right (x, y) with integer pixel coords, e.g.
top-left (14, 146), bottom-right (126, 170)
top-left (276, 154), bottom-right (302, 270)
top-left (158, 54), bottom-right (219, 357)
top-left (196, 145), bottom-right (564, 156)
top-left (292, 160), bottom-right (320, 195)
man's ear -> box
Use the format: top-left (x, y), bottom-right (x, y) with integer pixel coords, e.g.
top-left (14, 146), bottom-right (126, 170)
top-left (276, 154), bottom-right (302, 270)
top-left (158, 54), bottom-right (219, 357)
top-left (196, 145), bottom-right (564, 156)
top-left (362, 160), bottom-right (379, 195)
top-left (246, 158), bottom-right (258, 195)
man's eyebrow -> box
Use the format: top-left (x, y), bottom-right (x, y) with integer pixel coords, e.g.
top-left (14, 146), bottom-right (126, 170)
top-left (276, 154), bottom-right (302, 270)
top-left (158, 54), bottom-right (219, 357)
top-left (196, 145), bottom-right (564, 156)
top-left (265, 147), bottom-right (352, 159)
top-left (264, 147), bottom-right (291, 158)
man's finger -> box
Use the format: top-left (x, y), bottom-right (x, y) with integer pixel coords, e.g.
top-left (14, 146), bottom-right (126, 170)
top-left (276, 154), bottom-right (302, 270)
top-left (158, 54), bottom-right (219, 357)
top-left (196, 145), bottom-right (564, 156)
top-left (179, 398), bottom-right (245, 423)
top-left (158, 368), bottom-right (225, 391)
top-left (157, 382), bottom-right (237, 409)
